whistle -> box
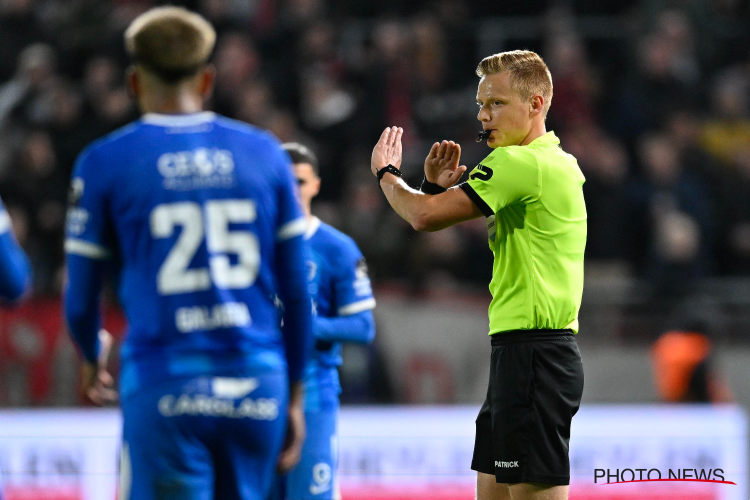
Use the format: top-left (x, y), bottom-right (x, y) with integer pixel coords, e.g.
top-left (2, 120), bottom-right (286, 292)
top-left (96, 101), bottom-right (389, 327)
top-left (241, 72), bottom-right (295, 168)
top-left (477, 130), bottom-right (492, 142)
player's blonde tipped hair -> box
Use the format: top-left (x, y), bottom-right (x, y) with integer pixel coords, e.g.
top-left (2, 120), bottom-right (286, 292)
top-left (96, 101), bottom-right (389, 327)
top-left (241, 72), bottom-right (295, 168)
top-left (476, 50), bottom-right (553, 115)
top-left (125, 6), bottom-right (216, 83)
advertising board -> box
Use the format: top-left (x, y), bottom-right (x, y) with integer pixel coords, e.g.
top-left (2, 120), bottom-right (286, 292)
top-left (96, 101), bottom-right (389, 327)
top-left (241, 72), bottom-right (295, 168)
top-left (0, 405), bottom-right (744, 500)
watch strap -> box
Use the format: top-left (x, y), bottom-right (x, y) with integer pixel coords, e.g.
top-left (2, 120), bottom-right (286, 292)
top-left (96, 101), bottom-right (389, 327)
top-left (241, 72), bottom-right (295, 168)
top-left (377, 164), bottom-right (402, 183)
top-left (420, 177), bottom-right (447, 194)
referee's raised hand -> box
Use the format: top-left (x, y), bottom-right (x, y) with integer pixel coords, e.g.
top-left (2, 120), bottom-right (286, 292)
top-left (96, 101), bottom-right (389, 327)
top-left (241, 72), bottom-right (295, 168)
top-left (424, 140), bottom-right (467, 189)
top-left (371, 126), bottom-right (403, 176)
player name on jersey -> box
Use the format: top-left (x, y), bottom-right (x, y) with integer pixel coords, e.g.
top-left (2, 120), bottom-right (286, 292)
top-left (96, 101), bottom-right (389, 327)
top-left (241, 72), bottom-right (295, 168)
top-left (175, 301), bottom-right (251, 333)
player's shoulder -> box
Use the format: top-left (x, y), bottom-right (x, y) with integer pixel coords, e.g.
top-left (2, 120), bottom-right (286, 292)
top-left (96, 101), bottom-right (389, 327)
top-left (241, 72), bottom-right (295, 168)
top-left (483, 142), bottom-right (539, 168)
top-left (312, 220), bottom-right (362, 259)
top-left (211, 116), bottom-right (291, 173)
top-left (212, 115), bottom-right (285, 150)
top-left (78, 121), bottom-right (142, 160)
top-left (73, 122), bottom-right (143, 180)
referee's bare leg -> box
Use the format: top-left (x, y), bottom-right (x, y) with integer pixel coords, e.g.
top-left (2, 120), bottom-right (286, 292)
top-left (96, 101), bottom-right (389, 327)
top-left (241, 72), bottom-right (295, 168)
top-left (477, 473), bottom-right (568, 500)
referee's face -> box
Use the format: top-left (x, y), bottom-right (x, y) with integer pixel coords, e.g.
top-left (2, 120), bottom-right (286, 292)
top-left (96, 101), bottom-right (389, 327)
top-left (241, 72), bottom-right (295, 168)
top-left (476, 72), bottom-right (535, 148)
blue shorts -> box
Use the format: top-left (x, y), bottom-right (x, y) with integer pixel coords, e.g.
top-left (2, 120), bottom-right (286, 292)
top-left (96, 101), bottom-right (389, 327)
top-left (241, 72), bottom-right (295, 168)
top-left (120, 370), bottom-right (288, 500)
top-left (277, 407), bottom-right (339, 500)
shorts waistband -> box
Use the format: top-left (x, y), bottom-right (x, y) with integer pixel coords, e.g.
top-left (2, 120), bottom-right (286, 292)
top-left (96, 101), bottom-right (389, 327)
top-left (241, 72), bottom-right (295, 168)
top-left (490, 329), bottom-right (574, 346)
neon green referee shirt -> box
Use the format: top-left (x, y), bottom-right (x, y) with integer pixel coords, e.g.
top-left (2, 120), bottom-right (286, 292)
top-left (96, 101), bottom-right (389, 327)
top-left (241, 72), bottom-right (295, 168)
top-left (460, 131), bottom-right (587, 335)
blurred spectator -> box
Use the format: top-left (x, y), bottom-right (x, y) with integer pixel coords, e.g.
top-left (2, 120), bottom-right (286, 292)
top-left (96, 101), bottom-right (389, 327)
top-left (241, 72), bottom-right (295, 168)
top-left (212, 32), bottom-right (261, 116)
top-left (266, 108), bottom-right (317, 147)
top-left (48, 79), bottom-right (88, 175)
top-left (298, 21), bottom-right (356, 132)
top-left (654, 10), bottom-right (700, 86)
top-left (6, 130), bottom-right (66, 294)
top-left (36, 0), bottom-right (114, 76)
top-left (607, 28), bottom-right (701, 143)
top-left (665, 108), bottom-right (722, 191)
top-left (0, 0), bottom-right (46, 82)
top-left (434, 0), bottom-right (475, 89)
top-left (700, 67), bottom-right (750, 169)
top-left (627, 133), bottom-right (714, 299)
top-left (235, 78), bottom-right (275, 127)
top-left (411, 15), bottom-right (447, 93)
top-left (340, 164), bottom-right (411, 283)
top-left (407, 227), bottom-right (466, 293)
top-left (546, 35), bottom-right (601, 129)
top-left (82, 56), bottom-right (120, 103)
top-left (562, 125), bottom-right (630, 265)
top-left (0, 43), bottom-right (57, 128)
top-left (651, 324), bottom-right (732, 403)
top-left (198, 0), bottom-right (259, 32)
top-left (355, 20), bottom-right (415, 148)
top-left (717, 147), bottom-right (750, 274)
top-left (411, 14), bottom-right (477, 148)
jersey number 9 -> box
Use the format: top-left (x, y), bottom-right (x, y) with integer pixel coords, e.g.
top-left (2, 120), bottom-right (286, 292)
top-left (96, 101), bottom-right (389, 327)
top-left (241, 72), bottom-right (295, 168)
top-left (150, 200), bottom-right (260, 295)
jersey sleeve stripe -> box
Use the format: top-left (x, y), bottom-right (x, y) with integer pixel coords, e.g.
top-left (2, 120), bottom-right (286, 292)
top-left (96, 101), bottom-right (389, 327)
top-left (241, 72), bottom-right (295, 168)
top-left (0, 210), bottom-right (11, 234)
top-left (277, 217), bottom-right (307, 241)
top-left (460, 182), bottom-right (494, 218)
top-left (338, 298), bottom-right (376, 316)
top-left (65, 238), bottom-right (111, 259)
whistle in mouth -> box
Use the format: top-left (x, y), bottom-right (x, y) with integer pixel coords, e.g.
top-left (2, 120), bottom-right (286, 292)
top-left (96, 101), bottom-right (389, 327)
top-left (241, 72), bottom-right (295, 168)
top-left (477, 130), bottom-right (492, 142)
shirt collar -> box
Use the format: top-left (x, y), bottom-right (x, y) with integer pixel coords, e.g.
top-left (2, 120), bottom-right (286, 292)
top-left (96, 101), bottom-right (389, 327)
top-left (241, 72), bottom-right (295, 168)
top-left (141, 111), bottom-right (216, 127)
top-left (304, 216), bottom-right (321, 240)
top-left (528, 131), bottom-right (559, 147)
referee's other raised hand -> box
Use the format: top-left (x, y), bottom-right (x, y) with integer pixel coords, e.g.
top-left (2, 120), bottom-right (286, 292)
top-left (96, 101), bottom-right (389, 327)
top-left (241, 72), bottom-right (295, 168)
top-left (371, 126), bottom-right (403, 176)
top-left (424, 140), bottom-right (467, 189)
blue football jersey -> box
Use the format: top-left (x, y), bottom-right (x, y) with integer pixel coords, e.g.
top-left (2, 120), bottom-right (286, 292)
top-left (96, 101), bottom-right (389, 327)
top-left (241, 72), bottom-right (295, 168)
top-left (0, 197), bottom-right (31, 301)
top-left (303, 217), bottom-right (375, 409)
top-left (64, 112), bottom-right (311, 399)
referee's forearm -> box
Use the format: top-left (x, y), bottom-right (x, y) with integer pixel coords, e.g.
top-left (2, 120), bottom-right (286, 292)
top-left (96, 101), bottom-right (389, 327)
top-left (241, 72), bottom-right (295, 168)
top-left (379, 174), bottom-right (435, 231)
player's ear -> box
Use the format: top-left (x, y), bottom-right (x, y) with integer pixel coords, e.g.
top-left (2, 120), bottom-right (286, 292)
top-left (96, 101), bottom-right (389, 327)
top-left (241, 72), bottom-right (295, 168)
top-left (530, 94), bottom-right (544, 118)
top-left (312, 177), bottom-right (321, 198)
top-left (199, 65), bottom-right (216, 101)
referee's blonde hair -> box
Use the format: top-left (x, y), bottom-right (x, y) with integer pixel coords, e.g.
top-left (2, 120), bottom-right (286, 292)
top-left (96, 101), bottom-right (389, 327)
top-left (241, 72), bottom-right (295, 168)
top-left (477, 50), bottom-right (553, 115)
top-left (125, 6), bottom-right (216, 83)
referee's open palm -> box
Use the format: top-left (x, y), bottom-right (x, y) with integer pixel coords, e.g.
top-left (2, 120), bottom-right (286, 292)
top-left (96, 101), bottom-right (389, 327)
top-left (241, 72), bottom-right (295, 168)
top-left (371, 126), bottom-right (403, 176)
top-left (424, 140), bottom-right (467, 189)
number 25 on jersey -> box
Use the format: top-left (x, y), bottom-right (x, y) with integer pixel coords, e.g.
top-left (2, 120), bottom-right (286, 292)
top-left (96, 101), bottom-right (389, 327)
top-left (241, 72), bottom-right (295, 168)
top-left (150, 199), bottom-right (260, 295)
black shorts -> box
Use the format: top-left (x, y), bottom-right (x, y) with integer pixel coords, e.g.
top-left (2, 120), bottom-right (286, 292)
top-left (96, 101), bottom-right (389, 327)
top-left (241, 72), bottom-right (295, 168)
top-left (471, 329), bottom-right (584, 485)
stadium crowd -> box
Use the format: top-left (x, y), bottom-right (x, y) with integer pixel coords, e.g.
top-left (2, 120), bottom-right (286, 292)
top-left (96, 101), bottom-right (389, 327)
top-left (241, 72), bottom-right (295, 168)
top-left (0, 0), bottom-right (749, 302)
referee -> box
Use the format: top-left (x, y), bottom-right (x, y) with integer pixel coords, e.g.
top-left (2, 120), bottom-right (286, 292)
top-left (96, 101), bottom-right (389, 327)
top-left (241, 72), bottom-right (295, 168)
top-left (370, 50), bottom-right (585, 500)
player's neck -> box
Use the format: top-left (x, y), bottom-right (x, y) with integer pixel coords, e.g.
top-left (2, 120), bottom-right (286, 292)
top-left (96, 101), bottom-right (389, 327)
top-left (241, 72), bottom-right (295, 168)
top-left (303, 206), bottom-right (313, 222)
top-left (519, 122), bottom-right (547, 147)
top-left (138, 89), bottom-right (204, 115)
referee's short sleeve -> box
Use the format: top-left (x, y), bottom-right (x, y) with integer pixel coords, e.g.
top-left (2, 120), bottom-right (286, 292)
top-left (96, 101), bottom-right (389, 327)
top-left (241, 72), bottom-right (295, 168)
top-left (463, 147), bottom-right (541, 216)
top-left (460, 183), bottom-right (493, 217)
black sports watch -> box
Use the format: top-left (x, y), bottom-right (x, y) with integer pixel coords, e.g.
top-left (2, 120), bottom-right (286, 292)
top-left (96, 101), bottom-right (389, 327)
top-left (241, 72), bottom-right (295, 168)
top-left (377, 164), bottom-right (402, 185)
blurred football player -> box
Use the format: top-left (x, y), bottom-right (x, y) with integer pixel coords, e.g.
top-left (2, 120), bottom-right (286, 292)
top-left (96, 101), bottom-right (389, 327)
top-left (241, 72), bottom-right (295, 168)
top-left (0, 199), bottom-right (30, 302)
top-left (63, 7), bottom-right (312, 500)
top-left (275, 143), bottom-right (375, 500)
